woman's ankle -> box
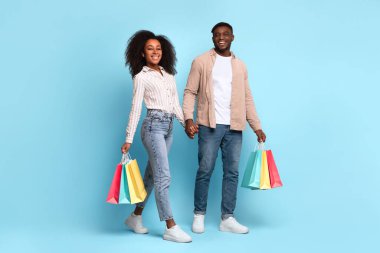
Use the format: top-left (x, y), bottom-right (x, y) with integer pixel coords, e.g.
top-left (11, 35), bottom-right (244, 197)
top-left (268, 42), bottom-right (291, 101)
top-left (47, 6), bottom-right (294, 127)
top-left (166, 219), bottom-right (176, 229)
top-left (134, 206), bottom-right (144, 216)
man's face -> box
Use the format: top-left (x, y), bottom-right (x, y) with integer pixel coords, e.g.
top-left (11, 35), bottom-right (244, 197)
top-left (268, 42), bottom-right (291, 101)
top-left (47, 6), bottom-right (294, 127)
top-left (212, 26), bottom-right (234, 52)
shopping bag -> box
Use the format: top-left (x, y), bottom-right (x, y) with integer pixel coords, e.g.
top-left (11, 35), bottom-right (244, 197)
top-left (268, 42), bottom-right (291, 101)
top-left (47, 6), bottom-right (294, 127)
top-left (241, 149), bottom-right (261, 189)
top-left (106, 163), bottom-right (123, 204)
top-left (126, 159), bottom-right (147, 204)
top-left (241, 152), bottom-right (256, 188)
top-left (266, 150), bottom-right (283, 188)
top-left (118, 163), bottom-right (131, 204)
top-left (250, 151), bottom-right (263, 188)
top-left (259, 151), bottom-right (271, 190)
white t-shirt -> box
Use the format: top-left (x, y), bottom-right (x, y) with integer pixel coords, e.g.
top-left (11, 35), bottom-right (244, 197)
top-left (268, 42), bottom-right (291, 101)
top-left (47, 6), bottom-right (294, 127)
top-left (212, 54), bottom-right (232, 125)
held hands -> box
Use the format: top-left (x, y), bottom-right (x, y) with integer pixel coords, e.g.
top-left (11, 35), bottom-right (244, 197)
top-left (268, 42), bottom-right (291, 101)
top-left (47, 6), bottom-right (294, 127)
top-left (254, 129), bottom-right (266, 143)
top-left (185, 119), bottom-right (199, 139)
top-left (121, 142), bottom-right (131, 154)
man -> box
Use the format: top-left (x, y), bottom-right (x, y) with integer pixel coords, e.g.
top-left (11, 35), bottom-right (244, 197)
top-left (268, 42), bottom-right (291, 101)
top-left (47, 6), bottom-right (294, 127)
top-left (183, 22), bottom-right (266, 234)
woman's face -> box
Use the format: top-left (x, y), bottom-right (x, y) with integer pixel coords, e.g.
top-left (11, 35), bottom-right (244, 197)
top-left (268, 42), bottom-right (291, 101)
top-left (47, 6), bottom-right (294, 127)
top-left (143, 39), bottom-right (162, 67)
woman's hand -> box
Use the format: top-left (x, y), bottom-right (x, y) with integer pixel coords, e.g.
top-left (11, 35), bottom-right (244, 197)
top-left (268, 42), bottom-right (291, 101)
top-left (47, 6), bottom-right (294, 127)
top-left (121, 142), bottom-right (131, 154)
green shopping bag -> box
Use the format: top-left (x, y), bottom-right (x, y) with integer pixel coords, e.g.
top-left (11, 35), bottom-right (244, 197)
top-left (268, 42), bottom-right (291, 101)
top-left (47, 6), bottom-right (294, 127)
top-left (241, 152), bottom-right (255, 188)
top-left (241, 143), bottom-right (263, 189)
top-left (118, 155), bottom-right (131, 204)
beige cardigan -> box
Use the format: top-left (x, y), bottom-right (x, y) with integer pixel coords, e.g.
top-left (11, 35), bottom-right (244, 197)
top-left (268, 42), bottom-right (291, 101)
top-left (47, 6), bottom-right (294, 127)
top-left (183, 49), bottom-right (262, 131)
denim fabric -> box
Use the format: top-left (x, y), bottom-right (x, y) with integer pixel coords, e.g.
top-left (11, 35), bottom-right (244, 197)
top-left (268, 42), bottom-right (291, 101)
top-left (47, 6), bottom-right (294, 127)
top-left (136, 109), bottom-right (174, 221)
top-left (194, 124), bottom-right (242, 220)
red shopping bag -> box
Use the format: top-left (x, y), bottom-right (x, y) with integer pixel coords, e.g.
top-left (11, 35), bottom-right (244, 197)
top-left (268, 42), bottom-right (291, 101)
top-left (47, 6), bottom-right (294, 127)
top-left (266, 150), bottom-right (283, 188)
top-left (106, 163), bottom-right (123, 204)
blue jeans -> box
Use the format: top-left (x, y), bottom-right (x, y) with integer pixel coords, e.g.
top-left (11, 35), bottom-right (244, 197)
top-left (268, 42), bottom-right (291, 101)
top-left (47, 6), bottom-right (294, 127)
top-left (136, 110), bottom-right (174, 221)
top-left (194, 124), bottom-right (242, 220)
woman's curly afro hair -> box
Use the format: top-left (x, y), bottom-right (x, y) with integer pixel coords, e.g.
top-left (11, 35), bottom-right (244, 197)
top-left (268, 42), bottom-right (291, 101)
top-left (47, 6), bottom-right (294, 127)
top-left (125, 30), bottom-right (177, 77)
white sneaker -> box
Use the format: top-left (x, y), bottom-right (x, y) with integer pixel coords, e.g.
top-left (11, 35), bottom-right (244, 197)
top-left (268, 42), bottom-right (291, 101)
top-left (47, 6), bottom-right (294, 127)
top-left (124, 213), bottom-right (149, 234)
top-left (192, 214), bottom-right (205, 233)
top-left (163, 225), bottom-right (192, 243)
top-left (219, 217), bottom-right (249, 234)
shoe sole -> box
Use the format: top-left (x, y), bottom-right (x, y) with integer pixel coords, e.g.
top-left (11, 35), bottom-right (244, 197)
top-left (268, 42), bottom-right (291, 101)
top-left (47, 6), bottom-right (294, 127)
top-left (219, 226), bottom-right (249, 234)
top-left (124, 220), bottom-right (149, 234)
top-left (192, 227), bottom-right (205, 234)
top-left (163, 234), bottom-right (192, 243)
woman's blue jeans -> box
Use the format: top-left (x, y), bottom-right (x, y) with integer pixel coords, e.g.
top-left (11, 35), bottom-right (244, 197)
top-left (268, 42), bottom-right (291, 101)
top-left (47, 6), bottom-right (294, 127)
top-left (136, 110), bottom-right (174, 221)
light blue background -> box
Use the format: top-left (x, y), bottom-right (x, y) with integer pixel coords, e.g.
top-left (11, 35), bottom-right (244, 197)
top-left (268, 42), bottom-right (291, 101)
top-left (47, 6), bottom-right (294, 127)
top-left (1, 0), bottom-right (379, 252)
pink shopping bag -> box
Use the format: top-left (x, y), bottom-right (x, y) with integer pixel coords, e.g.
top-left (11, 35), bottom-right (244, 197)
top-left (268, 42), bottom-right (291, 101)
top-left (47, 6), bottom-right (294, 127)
top-left (106, 163), bottom-right (123, 204)
top-left (266, 150), bottom-right (283, 188)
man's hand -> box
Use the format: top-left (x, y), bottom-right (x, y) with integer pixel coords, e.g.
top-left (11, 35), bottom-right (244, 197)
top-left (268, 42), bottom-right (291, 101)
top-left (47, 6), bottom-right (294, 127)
top-left (185, 119), bottom-right (199, 139)
top-left (254, 129), bottom-right (266, 143)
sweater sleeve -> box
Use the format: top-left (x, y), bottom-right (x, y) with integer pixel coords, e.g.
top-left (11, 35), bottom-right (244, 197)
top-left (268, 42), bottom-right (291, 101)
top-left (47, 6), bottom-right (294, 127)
top-left (173, 80), bottom-right (185, 127)
top-left (125, 76), bottom-right (145, 143)
top-left (183, 59), bottom-right (201, 121)
top-left (244, 65), bottom-right (262, 131)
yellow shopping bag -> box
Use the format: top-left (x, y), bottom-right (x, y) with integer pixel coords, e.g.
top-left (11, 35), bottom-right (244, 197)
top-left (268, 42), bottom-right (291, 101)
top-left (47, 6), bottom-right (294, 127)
top-left (126, 159), bottom-right (147, 204)
top-left (259, 151), bottom-right (271, 190)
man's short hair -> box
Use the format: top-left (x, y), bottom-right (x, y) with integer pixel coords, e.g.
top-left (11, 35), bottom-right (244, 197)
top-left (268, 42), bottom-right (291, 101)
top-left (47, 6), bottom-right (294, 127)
top-left (211, 22), bottom-right (233, 34)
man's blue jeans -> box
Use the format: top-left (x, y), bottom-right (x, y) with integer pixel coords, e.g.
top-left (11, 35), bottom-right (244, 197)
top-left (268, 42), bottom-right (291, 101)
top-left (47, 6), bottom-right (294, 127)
top-left (194, 124), bottom-right (243, 220)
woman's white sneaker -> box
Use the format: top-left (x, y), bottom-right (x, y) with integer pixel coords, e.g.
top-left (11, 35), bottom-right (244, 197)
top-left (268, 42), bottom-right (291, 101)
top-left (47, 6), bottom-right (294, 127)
top-left (163, 225), bottom-right (192, 243)
top-left (124, 213), bottom-right (149, 234)
top-left (219, 217), bottom-right (249, 234)
top-left (192, 214), bottom-right (205, 233)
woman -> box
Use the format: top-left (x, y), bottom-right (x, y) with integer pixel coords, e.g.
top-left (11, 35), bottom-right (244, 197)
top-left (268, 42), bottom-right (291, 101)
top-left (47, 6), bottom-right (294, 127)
top-left (121, 30), bottom-right (192, 243)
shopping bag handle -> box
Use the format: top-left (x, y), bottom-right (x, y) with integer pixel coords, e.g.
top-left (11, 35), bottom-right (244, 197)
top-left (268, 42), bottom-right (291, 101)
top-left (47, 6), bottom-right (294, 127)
top-left (121, 152), bottom-right (132, 164)
top-left (254, 142), bottom-right (265, 151)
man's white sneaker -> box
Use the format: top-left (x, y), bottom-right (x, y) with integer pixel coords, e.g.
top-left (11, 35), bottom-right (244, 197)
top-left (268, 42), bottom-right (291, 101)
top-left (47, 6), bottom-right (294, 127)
top-left (163, 225), bottom-right (192, 243)
top-left (192, 214), bottom-right (205, 233)
top-left (219, 217), bottom-right (249, 234)
top-left (124, 213), bottom-right (149, 234)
